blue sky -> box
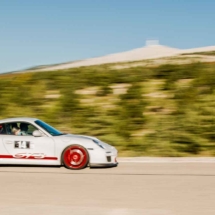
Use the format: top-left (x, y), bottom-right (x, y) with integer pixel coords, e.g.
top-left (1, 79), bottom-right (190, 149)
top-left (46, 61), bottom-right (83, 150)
top-left (0, 0), bottom-right (215, 73)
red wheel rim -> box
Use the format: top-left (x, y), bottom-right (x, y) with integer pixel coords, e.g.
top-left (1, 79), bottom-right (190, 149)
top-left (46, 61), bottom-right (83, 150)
top-left (63, 146), bottom-right (88, 169)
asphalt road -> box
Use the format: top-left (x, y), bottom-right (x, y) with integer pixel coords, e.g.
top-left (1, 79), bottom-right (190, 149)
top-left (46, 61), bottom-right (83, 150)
top-left (0, 161), bottom-right (215, 215)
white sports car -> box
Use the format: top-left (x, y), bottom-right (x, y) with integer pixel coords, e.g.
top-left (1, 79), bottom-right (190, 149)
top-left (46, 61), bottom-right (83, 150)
top-left (0, 117), bottom-right (118, 170)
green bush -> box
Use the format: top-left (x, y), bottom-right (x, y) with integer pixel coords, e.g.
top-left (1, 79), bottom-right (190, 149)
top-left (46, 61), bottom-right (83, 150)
top-left (0, 62), bottom-right (215, 156)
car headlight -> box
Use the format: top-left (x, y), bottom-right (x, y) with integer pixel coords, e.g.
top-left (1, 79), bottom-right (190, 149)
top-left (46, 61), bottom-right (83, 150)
top-left (92, 139), bottom-right (105, 149)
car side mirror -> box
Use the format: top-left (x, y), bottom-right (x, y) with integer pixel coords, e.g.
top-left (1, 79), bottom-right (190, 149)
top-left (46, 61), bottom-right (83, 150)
top-left (33, 130), bottom-right (43, 137)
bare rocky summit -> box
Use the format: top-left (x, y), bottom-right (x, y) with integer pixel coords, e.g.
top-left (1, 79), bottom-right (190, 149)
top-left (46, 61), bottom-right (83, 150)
top-left (18, 41), bottom-right (215, 73)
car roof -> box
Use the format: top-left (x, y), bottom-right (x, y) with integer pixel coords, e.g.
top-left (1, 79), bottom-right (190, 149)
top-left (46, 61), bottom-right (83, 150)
top-left (0, 117), bottom-right (38, 124)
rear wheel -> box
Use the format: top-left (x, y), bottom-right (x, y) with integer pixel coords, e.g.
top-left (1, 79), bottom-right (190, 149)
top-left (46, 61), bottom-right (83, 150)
top-left (62, 145), bottom-right (89, 170)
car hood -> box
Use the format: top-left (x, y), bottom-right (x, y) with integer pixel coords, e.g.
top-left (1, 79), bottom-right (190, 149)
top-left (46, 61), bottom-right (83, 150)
top-left (60, 134), bottom-right (115, 150)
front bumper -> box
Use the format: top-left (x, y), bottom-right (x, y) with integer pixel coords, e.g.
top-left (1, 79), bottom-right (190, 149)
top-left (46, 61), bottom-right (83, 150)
top-left (90, 163), bottom-right (118, 168)
top-left (88, 146), bottom-right (118, 167)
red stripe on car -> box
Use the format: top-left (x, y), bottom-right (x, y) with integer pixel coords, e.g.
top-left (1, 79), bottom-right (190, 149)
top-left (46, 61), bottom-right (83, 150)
top-left (0, 155), bottom-right (57, 160)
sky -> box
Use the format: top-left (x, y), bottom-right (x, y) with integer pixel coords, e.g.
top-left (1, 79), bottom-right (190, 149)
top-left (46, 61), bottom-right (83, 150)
top-left (0, 0), bottom-right (215, 73)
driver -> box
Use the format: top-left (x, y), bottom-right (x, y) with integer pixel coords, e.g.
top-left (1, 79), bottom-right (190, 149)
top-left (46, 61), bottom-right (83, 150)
top-left (12, 125), bottom-right (28, 136)
top-left (20, 123), bottom-right (29, 135)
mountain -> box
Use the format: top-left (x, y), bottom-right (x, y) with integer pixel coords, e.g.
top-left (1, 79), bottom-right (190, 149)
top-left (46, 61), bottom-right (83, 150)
top-left (14, 42), bottom-right (215, 73)
top-left (179, 46), bottom-right (215, 54)
top-left (35, 45), bottom-right (181, 72)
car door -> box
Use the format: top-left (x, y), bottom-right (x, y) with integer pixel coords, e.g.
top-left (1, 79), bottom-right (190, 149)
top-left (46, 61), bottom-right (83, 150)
top-left (1, 122), bottom-right (57, 165)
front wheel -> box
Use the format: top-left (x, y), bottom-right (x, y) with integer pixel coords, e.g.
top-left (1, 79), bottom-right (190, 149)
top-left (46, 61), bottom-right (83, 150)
top-left (62, 145), bottom-right (89, 170)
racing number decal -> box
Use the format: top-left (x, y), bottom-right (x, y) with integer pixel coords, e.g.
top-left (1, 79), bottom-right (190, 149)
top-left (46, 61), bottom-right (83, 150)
top-left (14, 141), bottom-right (31, 149)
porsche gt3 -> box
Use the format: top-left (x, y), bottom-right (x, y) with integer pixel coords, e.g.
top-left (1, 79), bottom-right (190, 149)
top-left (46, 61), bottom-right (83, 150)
top-left (0, 117), bottom-right (118, 170)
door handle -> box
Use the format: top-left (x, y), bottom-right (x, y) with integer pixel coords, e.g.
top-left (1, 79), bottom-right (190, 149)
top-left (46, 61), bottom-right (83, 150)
top-left (5, 140), bottom-right (13, 144)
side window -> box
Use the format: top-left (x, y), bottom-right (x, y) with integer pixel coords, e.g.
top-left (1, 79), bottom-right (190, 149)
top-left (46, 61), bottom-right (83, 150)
top-left (23, 124), bottom-right (36, 135)
top-left (19, 122), bottom-right (37, 136)
top-left (0, 124), bottom-right (6, 135)
top-left (2, 122), bottom-right (37, 136)
top-left (0, 123), bottom-right (14, 135)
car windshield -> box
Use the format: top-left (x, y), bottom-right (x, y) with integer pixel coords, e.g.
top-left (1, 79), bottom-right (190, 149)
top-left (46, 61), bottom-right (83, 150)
top-left (35, 120), bottom-right (64, 136)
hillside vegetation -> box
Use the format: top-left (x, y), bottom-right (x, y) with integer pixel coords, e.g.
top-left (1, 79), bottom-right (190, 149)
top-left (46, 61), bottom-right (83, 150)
top-left (182, 51), bottom-right (215, 56)
top-left (1, 62), bottom-right (215, 156)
